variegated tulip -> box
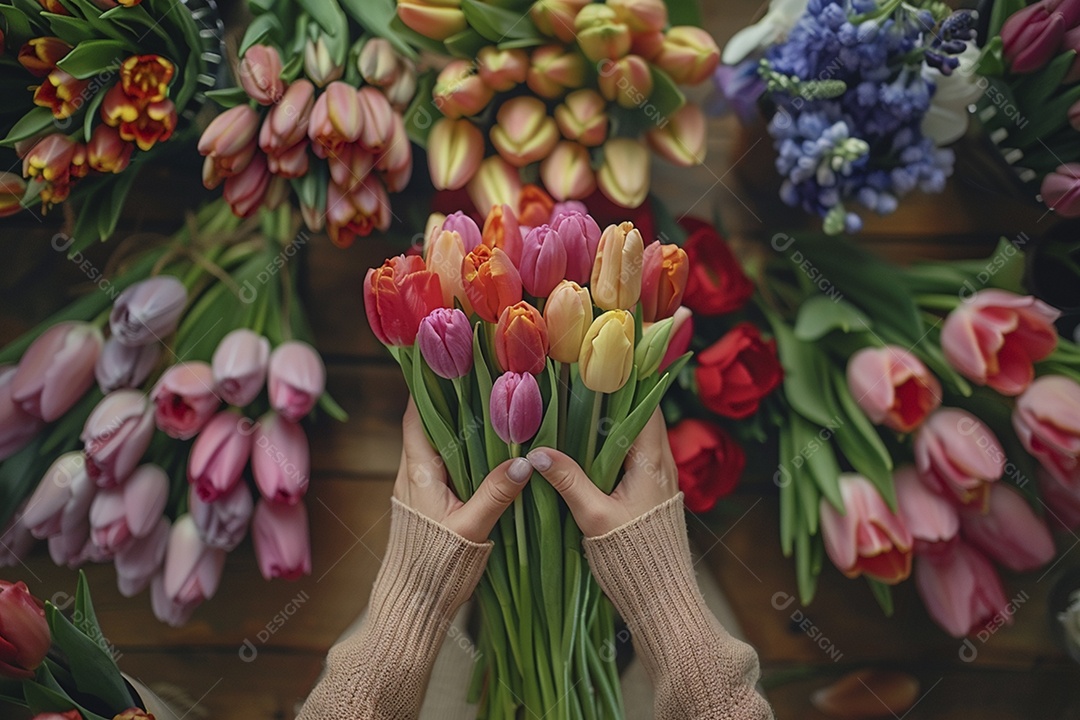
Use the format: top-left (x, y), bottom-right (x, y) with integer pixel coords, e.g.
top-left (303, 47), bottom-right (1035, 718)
top-left (915, 408), bottom-right (1004, 509)
top-left (433, 60), bottom-right (494, 119)
top-left (426, 228), bottom-right (472, 312)
top-left (591, 221), bottom-right (644, 310)
top-left (259, 80), bottom-right (314, 157)
top-left (33, 68), bottom-right (88, 119)
top-left (544, 280), bottom-right (592, 363)
top-left (598, 54), bottom-right (652, 108)
top-left (847, 346), bottom-right (942, 433)
top-left (468, 156), bottom-right (522, 218)
top-left (647, 103), bottom-right (707, 166)
top-left (608, 0), bottom-right (668, 32)
top-left (364, 254), bottom-right (445, 346)
top-left (579, 310), bottom-right (636, 393)
top-left (87, 125), bottom-right (133, 174)
top-left (303, 36), bottom-right (344, 87)
top-left (152, 362), bottom-right (219, 440)
top-left (81, 390), bottom-right (155, 488)
top-left (358, 38), bottom-right (400, 87)
top-left (541, 141), bottom-right (596, 202)
top-left (462, 245), bottom-right (523, 323)
top-left (491, 96), bottom-right (560, 167)
top-left (397, 0), bottom-right (467, 40)
top-left (326, 178), bottom-right (391, 248)
top-left (119, 54), bottom-right (174, 102)
top-left (308, 81), bottom-right (362, 158)
top-left (22, 134), bottom-right (74, 186)
top-left (223, 153), bottom-right (270, 218)
top-left (575, 4), bottom-right (632, 62)
top-left (18, 36), bottom-right (70, 77)
top-left (376, 113), bottom-right (412, 192)
top-left (357, 86), bottom-right (394, 152)
top-left (478, 46), bottom-right (529, 91)
top-left (654, 26), bottom-right (721, 85)
top-left (530, 0), bottom-right (590, 42)
top-left (481, 203), bottom-right (522, 265)
top-left (598, 138), bottom-right (650, 207)
top-left (239, 44), bottom-right (284, 105)
top-left (490, 372), bottom-right (543, 444)
top-left (198, 104), bottom-right (259, 186)
top-left (527, 45), bottom-right (586, 98)
top-left (428, 118), bottom-right (484, 191)
top-left (418, 308), bottom-right (474, 379)
top-left (117, 97), bottom-right (177, 152)
top-left (554, 89), bottom-right (609, 146)
top-left (0, 173), bottom-right (26, 218)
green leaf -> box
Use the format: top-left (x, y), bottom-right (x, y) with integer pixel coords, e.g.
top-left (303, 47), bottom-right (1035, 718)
top-left (974, 36), bottom-right (1005, 77)
top-left (44, 12), bottom-right (98, 44)
top-left (867, 578), bottom-right (894, 617)
top-left (56, 39), bottom-right (130, 79)
top-left (45, 604), bottom-right (134, 711)
top-left (410, 343), bottom-right (470, 497)
top-left (778, 424), bottom-right (796, 557)
top-left (793, 296), bottom-right (872, 341)
top-left (403, 70), bottom-right (439, 146)
top-left (82, 85), bottom-right (107, 142)
top-left (989, 0), bottom-right (1025, 39)
top-left (204, 87), bottom-right (251, 109)
top-left (73, 571), bottom-right (105, 644)
top-left (830, 367), bottom-right (895, 506)
top-left (647, 66), bottom-right (686, 118)
top-left (473, 324), bottom-right (508, 470)
top-left (794, 513), bottom-right (819, 606)
top-left (296, 0), bottom-right (347, 38)
top-left (338, 0), bottom-right (417, 58)
top-left (1, 107), bottom-right (56, 147)
top-left (444, 27), bottom-right (489, 58)
top-left (317, 391), bottom-right (349, 422)
top-left (240, 13), bottom-right (285, 56)
top-left (766, 312), bottom-right (839, 428)
top-left (461, 0), bottom-right (541, 42)
top-left (665, 0), bottom-right (702, 26)
top-left (791, 413), bottom-right (843, 512)
top-left (0, 6), bottom-right (34, 48)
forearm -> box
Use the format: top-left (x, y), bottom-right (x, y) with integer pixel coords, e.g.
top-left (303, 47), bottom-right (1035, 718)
top-left (297, 498), bottom-right (492, 720)
top-left (583, 494), bottom-right (774, 720)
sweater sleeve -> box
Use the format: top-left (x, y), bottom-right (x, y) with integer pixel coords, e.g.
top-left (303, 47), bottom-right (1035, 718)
top-left (296, 497), bottom-right (492, 720)
top-left (582, 494), bottom-right (774, 720)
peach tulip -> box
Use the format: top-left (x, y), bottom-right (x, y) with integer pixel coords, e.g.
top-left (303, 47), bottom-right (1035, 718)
top-left (597, 138), bottom-right (650, 207)
top-left (591, 221), bottom-right (644, 310)
top-left (640, 241), bottom-right (689, 323)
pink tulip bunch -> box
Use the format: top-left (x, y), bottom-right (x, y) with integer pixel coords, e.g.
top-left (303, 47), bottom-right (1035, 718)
top-left (200, 42), bottom-right (417, 248)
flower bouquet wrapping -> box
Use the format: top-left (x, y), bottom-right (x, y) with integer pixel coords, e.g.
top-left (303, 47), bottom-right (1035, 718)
top-left (364, 202), bottom-right (692, 717)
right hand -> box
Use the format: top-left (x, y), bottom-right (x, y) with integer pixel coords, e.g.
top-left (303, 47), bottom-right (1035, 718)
top-left (525, 409), bottom-right (679, 537)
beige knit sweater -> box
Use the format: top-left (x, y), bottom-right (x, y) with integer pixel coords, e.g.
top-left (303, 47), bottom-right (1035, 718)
top-left (296, 495), bottom-right (773, 720)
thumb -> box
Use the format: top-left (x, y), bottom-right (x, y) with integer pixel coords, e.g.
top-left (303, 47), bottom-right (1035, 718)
top-left (526, 448), bottom-right (612, 536)
top-left (450, 457), bottom-right (532, 542)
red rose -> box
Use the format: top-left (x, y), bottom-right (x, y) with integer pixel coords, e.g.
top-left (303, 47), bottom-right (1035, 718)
top-left (669, 419), bottom-right (746, 513)
top-left (680, 217), bottom-right (753, 316)
top-left (695, 322), bottom-right (783, 419)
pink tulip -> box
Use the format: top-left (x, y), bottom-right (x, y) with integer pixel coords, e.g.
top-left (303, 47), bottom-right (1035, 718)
top-left (81, 390), bottom-right (155, 488)
top-left (114, 515), bottom-right (169, 597)
top-left (1013, 375), bottom-right (1080, 491)
top-left (357, 86), bottom-right (394, 152)
top-left (325, 177), bottom-right (392, 248)
top-left (915, 408), bottom-right (1005, 509)
top-left (252, 499), bottom-right (312, 581)
top-left (417, 308), bottom-right (474, 379)
top-left (960, 483), bottom-right (1055, 572)
top-left (326, 144), bottom-right (375, 191)
top-left (212, 329), bottom-right (270, 407)
top-left (187, 411), bottom-right (252, 503)
top-left (659, 306), bottom-right (693, 372)
top-left (96, 337), bottom-right (160, 393)
top-left (915, 540), bottom-right (1011, 638)
top-left (238, 44), bottom-right (284, 105)
top-left (198, 104), bottom-right (259, 186)
top-left (22, 452), bottom-right (95, 540)
top-left (88, 464), bottom-right (168, 554)
top-left (223, 152), bottom-right (271, 218)
top-left (154, 514), bottom-right (226, 627)
top-left (1041, 163), bottom-right (1080, 218)
top-left (11, 321), bottom-right (102, 422)
top-left (551, 210), bottom-right (601, 285)
top-left (540, 141), bottom-right (596, 201)
top-left (308, 81), bottom-right (363, 158)
top-left (151, 362), bottom-right (219, 440)
top-left (267, 342), bottom-right (325, 422)
top-left (432, 60), bottom-right (494, 119)
top-left (0, 580), bottom-right (51, 679)
top-left (847, 346), bottom-right (942, 433)
top-left (189, 481), bottom-right (253, 551)
top-left (259, 80), bottom-right (315, 156)
top-left (110, 276), bottom-right (187, 347)
top-left (1038, 469), bottom-right (1080, 531)
top-left (252, 413), bottom-right (310, 504)
top-left (820, 474), bottom-right (914, 584)
top-left (1001, 0), bottom-right (1080, 74)
top-left (490, 372), bottom-right (543, 445)
top-left (441, 212), bottom-right (483, 252)
top-left (376, 114), bottom-right (412, 192)
top-left (941, 289), bottom-right (1060, 396)
top-left (894, 465), bottom-right (959, 552)
top-left (0, 366), bottom-right (44, 461)
top-left (520, 224), bottom-right (568, 298)
top-left (48, 525), bottom-right (93, 568)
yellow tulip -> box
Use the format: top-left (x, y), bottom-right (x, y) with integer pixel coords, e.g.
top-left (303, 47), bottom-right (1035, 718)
top-left (545, 280), bottom-right (593, 363)
top-left (590, 221), bottom-right (644, 310)
top-left (579, 310), bottom-right (635, 393)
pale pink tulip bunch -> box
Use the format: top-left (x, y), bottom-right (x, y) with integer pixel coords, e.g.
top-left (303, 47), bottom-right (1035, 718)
top-left (200, 42), bottom-right (416, 248)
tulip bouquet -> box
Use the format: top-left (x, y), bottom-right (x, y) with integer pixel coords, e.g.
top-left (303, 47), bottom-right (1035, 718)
top-left (0, 199), bottom-right (342, 626)
top-left (398, 0), bottom-right (720, 212)
top-left (198, 0), bottom-right (420, 247)
top-left (365, 201), bottom-right (692, 718)
top-left (0, 0), bottom-right (223, 246)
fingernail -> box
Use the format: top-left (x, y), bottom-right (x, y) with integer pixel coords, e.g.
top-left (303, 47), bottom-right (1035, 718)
top-left (508, 457), bottom-right (532, 483)
top-left (527, 449), bottom-right (552, 471)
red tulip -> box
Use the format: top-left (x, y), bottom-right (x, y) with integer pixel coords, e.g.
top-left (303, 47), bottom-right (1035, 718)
top-left (915, 540), bottom-right (1010, 638)
top-left (418, 308), bottom-right (474, 379)
top-left (894, 465), bottom-right (958, 552)
top-left (364, 254), bottom-right (445, 346)
top-left (496, 302), bottom-right (549, 375)
top-left (915, 408), bottom-right (1005, 509)
top-left (960, 483), bottom-right (1055, 572)
top-left (252, 413), bottom-right (310, 504)
top-left (268, 341), bottom-right (325, 422)
top-left (490, 372), bottom-right (543, 445)
top-left (520, 224), bottom-right (568, 298)
top-left (821, 474), bottom-right (913, 584)
top-left (680, 217), bottom-right (753, 316)
top-left (18, 36), bottom-right (71, 77)
top-left (82, 390), bottom-right (155, 489)
top-left (89, 464), bottom-right (168, 554)
top-left (86, 125), bottom-right (133, 174)
top-left (640, 241), bottom-right (689, 323)
top-left (695, 322), bottom-right (782, 419)
top-left (0, 580), bottom-right (50, 679)
top-left (252, 500), bottom-right (312, 581)
top-left (668, 418), bottom-right (745, 512)
top-left (151, 362), bottom-right (220, 440)
top-left (462, 245), bottom-right (523, 324)
top-left (1001, 0), bottom-right (1080, 74)
top-left (33, 68), bottom-right (89, 119)
top-left (846, 346), bottom-right (942, 433)
top-left (1013, 375), bottom-right (1080, 491)
top-left (11, 321), bottom-right (102, 422)
top-left (187, 411), bottom-right (252, 503)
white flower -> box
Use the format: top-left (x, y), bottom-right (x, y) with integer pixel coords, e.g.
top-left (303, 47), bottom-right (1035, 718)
top-left (722, 0), bottom-right (810, 65)
top-left (921, 44), bottom-right (984, 146)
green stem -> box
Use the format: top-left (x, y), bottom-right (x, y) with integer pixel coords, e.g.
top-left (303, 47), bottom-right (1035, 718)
top-left (915, 293), bottom-right (963, 312)
top-left (582, 392), bottom-right (603, 477)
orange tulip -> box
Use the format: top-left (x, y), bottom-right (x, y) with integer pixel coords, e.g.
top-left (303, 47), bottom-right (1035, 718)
top-left (33, 68), bottom-right (89, 119)
top-left (518, 184), bottom-right (555, 227)
top-left (119, 54), bottom-right (175, 103)
top-left (462, 245), bottom-right (523, 323)
top-left (87, 125), bottom-right (133, 174)
top-left (640, 241), bottom-right (689, 322)
top-left (496, 301), bottom-right (549, 375)
top-left (481, 203), bottom-right (522, 265)
top-left (18, 37), bottom-right (71, 77)
top-left (364, 255), bottom-right (445, 346)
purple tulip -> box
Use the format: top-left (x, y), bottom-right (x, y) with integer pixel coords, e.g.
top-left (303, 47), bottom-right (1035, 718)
top-left (441, 211), bottom-right (483, 252)
top-left (520, 224), bottom-right (569, 298)
top-left (110, 276), bottom-right (187, 346)
top-left (188, 411), bottom-right (253, 503)
top-left (114, 515), bottom-right (169, 597)
top-left (417, 308), bottom-right (474, 379)
top-left (154, 514), bottom-right (226, 627)
top-left (490, 371), bottom-right (543, 445)
top-left (0, 366), bottom-right (45, 461)
top-left (252, 499), bottom-right (312, 581)
top-left (212, 329), bottom-right (270, 407)
top-left (95, 337), bottom-right (161, 393)
top-left (151, 362), bottom-right (220, 440)
top-left (551, 210), bottom-right (601, 284)
top-left (252, 412), bottom-right (310, 504)
top-left (81, 390), bottom-right (156, 488)
top-left (88, 464), bottom-right (169, 554)
top-left (11, 321), bottom-right (102, 422)
top-left (22, 452), bottom-right (95, 540)
top-left (189, 481), bottom-right (254, 551)
top-left (268, 341), bottom-right (325, 422)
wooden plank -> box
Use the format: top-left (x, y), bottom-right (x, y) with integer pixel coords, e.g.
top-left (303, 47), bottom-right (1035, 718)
top-left (314, 364), bottom-right (408, 477)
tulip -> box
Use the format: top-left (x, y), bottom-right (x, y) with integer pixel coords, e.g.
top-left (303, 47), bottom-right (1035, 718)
top-left (223, 152), bottom-right (271, 218)
top-left (418, 308), bottom-right (474, 379)
top-left (530, 0), bottom-right (590, 42)
top-left (659, 306), bottom-right (693, 372)
top-left (0, 172), bottom-right (26, 218)
top-left (527, 45), bottom-right (587, 99)
top-left (641, 242), bottom-right (689, 323)
top-left (33, 68), bottom-right (89, 119)
top-left (252, 500), bottom-right (312, 580)
top-left (544, 281), bottom-right (592, 364)
top-left (478, 46), bottom-right (529, 91)
top-left (81, 390), bottom-right (155, 488)
top-left (441, 211), bottom-right (483, 252)
top-left (22, 452), bottom-right (95, 539)
top-left (365, 254), bottom-right (445, 346)
top-left (376, 113), bottom-right (412, 191)
top-left (554, 89), bottom-right (609, 147)
top-left (1001, 0), bottom-right (1080, 74)
top-left (490, 371), bottom-right (543, 445)
top-left (490, 97), bottom-right (560, 168)
top-left (89, 464), bottom-right (168, 553)
top-left (551, 210), bottom-right (602, 284)
top-left (326, 177), bottom-right (392, 247)
top-left (198, 105), bottom-right (259, 185)
top-left (1041, 163), bottom-right (1080, 218)
top-left (11, 321), bottom-right (101, 422)
top-left (591, 221), bottom-right (644, 310)
top-left (425, 229), bottom-right (472, 313)
top-left (428, 118), bottom-right (484, 191)
top-left (669, 418), bottom-right (745, 513)
top-left (385, 60), bottom-right (418, 111)
top-left (185, 412), bottom-right (250, 503)
top-left (0, 366), bottom-right (44, 460)
top-left (915, 408), bottom-right (1005, 509)
top-left (308, 81), bottom-right (363, 157)
top-left (304, 35), bottom-right (344, 86)
top-left (86, 124), bottom-right (133, 174)
top-left (653, 26), bottom-right (721, 85)
top-left (481, 203), bottom-right (522, 265)
top-left (239, 44), bottom-right (284, 105)
top-left (113, 96), bottom-right (177, 152)
top-left (598, 138), bottom-right (650, 208)
top-left (18, 36), bottom-right (71, 77)
top-left (358, 38), bottom-right (400, 87)
top-left (211, 329), bottom-right (270, 407)
top-left (519, 185), bottom-right (555, 229)
top-left (252, 412), bottom-right (310, 504)
top-left (22, 134), bottom-right (74, 186)
top-left (496, 302), bottom-right (549, 376)
top-left (397, 0), bottom-right (467, 41)
top-left (540, 141), bottom-right (596, 202)
top-left (636, 316), bottom-right (675, 378)
top-left (151, 362), bottom-right (219, 440)
top-left (114, 515), bottom-right (168, 596)
top-left (268, 341), bottom-right (325, 422)
top-left (0, 580), bottom-right (50, 679)
top-left (468, 156), bottom-right (523, 219)
top-left (119, 54), bottom-right (173, 101)
top-left (95, 338), bottom-right (159, 394)
top-left (520, 224), bottom-right (569, 298)
top-left (1013, 375), bottom-right (1080, 491)
top-left (110, 275), bottom-right (187, 346)
top-left (155, 514), bottom-right (226, 627)
top-left (608, 0), bottom-right (668, 32)
top-left (598, 54), bottom-right (652, 108)
top-left (433, 60), bottom-right (494, 119)
top-left (462, 245), bottom-right (523, 323)
top-left (260, 80), bottom-right (315, 156)
top-left (894, 465), bottom-right (958, 552)
top-left (189, 481), bottom-right (252, 552)
top-left (647, 103), bottom-right (707, 167)
top-left (960, 483), bottom-right (1055, 572)
top-left (941, 289), bottom-right (1060, 396)
top-left (326, 143), bottom-right (374, 192)
top-left (579, 310), bottom-right (635, 393)
top-left (915, 540), bottom-right (1010, 638)
top-left (820, 474), bottom-right (913, 584)
top-left (575, 4), bottom-right (632, 62)
top-left (356, 86), bottom-right (394, 153)
top-left (847, 346), bottom-right (942, 433)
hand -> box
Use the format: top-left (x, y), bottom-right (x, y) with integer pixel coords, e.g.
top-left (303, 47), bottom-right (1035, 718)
top-left (526, 409), bottom-right (678, 537)
top-left (395, 398), bottom-right (533, 543)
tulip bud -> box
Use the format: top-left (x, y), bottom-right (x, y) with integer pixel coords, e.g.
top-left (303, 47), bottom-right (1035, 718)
top-left (114, 515), bottom-right (168, 597)
top-left (211, 329), bottom-right (270, 407)
top-left (554, 89), bottom-right (609, 147)
top-left (530, 0), bottom-right (590, 42)
top-left (87, 124), bottom-right (133, 174)
top-left (847, 346), bottom-right (942, 433)
top-left (640, 241), bottom-right (689, 322)
top-left (199, 105), bottom-right (259, 185)
top-left (544, 281), bottom-right (592, 363)
top-left (591, 221), bottom-right (644, 310)
top-left (95, 339), bottom-right (159, 394)
top-left (357, 86), bottom-right (394, 152)
top-left (636, 316), bottom-right (674, 378)
top-left (481, 203), bottom-right (523, 265)
top-left (915, 539), bottom-right (1012, 638)
top-left (551, 209), bottom-right (602, 284)
top-left (1013, 375), bottom-right (1080, 490)
top-left (326, 177), bottom-right (392, 247)
top-left (527, 45), bottom-right (587, 99)
top-left (0, 580), bottom-right (51, 679)
top-left (915, 408), bottom-right (1004, 509)
top-left (260, 80), bottom-right (315, 156)
top-left (308, 81), bottom-right (363, 157)
top-left (223, 152), bottom-right (271, 218)
top-left (358, 38), bottom-right (400, 87)
top-left (152, 362), bottom-right (220, 440)
top-left (490, 371), bottom-right (543, 444)
top-left (519, 184), bottom-right (556, 232)
top-left (491, 96), bottom-right (560, 167)
top-left (252, 499), bottom-right (312, 580)
top-left (0, 172), bottom-right (26, 218)
top-left (894, 464), bottom-right (958, 552)
top-left (0, 366), bottom-right (44, 461)
top-left (960, 483), bottom-right (1055, 572)
top-left (397, 0), bottom-right (468, 41)
top-left (187, 411), bottom-right (253, 503)
top-left (441, 211), bottom-right (483, 252)
top-left (1001, 0), bottom-right (1079, 74)
top-left (654, 26), bottom-right (721, 85)
top-left (304, 36), bottom-right (344, 87)
top-left (18, 36), bottom-right (71, 77)
top-left (89, 464), bottom-right (168, 553)
top-left (478, 46), bottom-right (529, 91)
top-left (496, 302), bottom-right (549, 375)
top-left (540, 141), bottom-right (596, 202)
top-left (659, 306), bottom-right (692, 372)
top-left (22, 134), bottom-right (75, 185)
top-left (189, 481), bottom-right (253, 552)
top-left (22, 452), bottom-right (94, 539)
top-left (425, 229), bottom-right (472, 313)
top-left (462, 245), bottom-right (524, 323)
top-left (239, 44), bottom-right (284, 105)
top-left (646, 103), bottom-right (707, 167)
top-left (110, 275), bottom-right (187, 346)
top-left (608, 0), bottom-right (668, 32)
top-left (1041, 162), bottom-right (1080, 218)
top-left (575, 4), bottom-right (632, 62)
top-left (385, 60), bottom-right (418, 110)
top-left (428, 118), bottom-right (484, 191)
top-left (433, 60), bottom-right (494, 119)
top-left (268, 341), bottom-right (325, 422)
top-left (156, 515), bottom-right (226, 627)
top-left (579, 310), bottom-right (635, 393)
top-left (598, 138), bottom-right (650, 207)
top-left (418, 308), bottom-right (475, 379)
top-left (598, 54), bottom-right (652, 108)
top-left (821, 474), bottom-right (913, 584)
top-left (468, 156), bottom-right (524, 219)
top-left (519, 224), bottom-right (567, 297)
top-left (11, 321), bottom-right (102, 422)
top-left (364, 254), bottom-right (446, 346)
top-left (252, 412), bottom-right (310, 504)
top-left (81, 390), bottom-right (155, 488)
